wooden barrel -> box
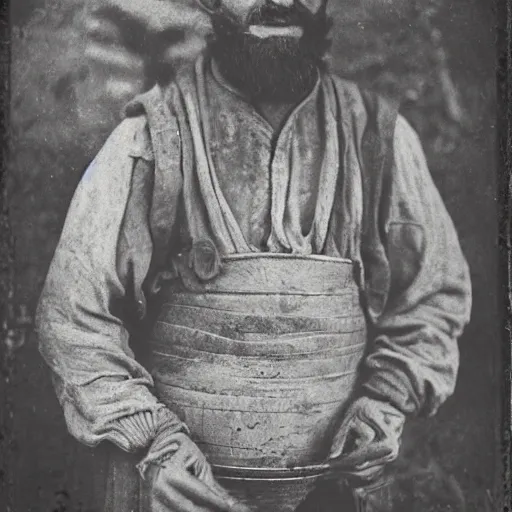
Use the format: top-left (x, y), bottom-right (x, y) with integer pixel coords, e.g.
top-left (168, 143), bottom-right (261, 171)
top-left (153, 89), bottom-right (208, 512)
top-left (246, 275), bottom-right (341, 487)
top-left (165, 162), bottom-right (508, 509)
top-left (149, 254), bottom-right (367, 470)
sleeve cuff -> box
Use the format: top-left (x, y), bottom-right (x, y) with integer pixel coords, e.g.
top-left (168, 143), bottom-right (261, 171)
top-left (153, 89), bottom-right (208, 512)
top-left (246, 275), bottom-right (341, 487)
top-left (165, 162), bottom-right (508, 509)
top-left (136, 410), bottom-right (191, 479)
top-left (361, 370), bottom-right (420, 416)
top-left (108, 406), bottom-right (187, 453)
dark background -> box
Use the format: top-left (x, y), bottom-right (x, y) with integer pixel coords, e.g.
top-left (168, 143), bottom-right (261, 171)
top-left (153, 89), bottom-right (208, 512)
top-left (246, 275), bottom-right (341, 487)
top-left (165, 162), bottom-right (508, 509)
top-left (1, 0), bottom-right (504, 511)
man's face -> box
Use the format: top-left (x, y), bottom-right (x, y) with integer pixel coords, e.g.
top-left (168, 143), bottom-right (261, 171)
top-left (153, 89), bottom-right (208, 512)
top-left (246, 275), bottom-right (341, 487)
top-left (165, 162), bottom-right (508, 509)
top-left (208, 0), bottom-right (331, 102)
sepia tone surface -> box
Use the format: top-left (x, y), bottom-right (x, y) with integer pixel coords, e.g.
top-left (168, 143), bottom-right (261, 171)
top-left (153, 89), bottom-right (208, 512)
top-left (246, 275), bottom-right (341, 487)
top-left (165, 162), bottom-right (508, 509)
top-left (4, 0), bottom-right (500, 511)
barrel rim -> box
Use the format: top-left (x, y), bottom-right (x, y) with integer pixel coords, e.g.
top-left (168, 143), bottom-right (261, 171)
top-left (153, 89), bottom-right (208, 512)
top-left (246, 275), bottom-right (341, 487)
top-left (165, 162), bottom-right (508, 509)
top-left (222, 253), bottom-right (352, 264)
top-left (213, 463), bottom-right (345, 480)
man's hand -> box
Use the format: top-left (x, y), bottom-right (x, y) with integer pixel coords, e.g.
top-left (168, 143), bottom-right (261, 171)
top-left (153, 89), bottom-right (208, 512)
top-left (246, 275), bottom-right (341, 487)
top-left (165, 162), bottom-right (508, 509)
top-left (84, 0), bottom-right (211, 102)
top-left (328, 397), bottom-right (406, 483)
top-left (148, 460), bottom-right (250, 512)
top-left (142, 432), bottom-right (250, 512)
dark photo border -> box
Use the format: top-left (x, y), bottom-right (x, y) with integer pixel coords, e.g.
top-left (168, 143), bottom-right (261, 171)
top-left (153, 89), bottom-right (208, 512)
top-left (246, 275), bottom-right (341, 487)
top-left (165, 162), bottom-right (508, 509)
top-left (0, 0), bottom-right (510, 510)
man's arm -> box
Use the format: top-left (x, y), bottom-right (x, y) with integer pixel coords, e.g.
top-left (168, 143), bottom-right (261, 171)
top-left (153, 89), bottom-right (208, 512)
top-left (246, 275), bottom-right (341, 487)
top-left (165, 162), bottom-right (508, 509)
top-left (35, 116), bottom-right (175, 451)
top-left (37, 113), bottom-right (251, 512)
top-left (329, 115), bottom-right (471, 480)
top-left (361, 115), bottom-right (472, 416)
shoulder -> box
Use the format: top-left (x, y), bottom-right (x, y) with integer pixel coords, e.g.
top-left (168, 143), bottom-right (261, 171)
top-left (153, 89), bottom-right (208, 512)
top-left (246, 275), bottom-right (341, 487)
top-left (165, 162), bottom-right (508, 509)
top-left (77, 116), bottom-right (151, 197)
top-left (120, 116), bottom-right (154, 162)
top-left (88, 116), bottom-right (154, 173)
top-left (122, 81), bottom-right (185, 162)
top-left (322, 73), bottom-right (366, 111)
top-left (324, 73), bottom-right (399, 130)
top-left (392, 115), bottom-right (430, 188)
top-left (393, 115), bottom-right (423, 151)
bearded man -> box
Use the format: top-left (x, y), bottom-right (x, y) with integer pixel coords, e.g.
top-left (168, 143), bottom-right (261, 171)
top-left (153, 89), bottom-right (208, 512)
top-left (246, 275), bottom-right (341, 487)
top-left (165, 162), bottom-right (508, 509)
top-left (36, 0), bottom-right (472, 511)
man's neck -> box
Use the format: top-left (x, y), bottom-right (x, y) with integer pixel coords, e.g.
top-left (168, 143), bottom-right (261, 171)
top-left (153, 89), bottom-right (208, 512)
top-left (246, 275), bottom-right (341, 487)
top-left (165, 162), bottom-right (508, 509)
top-left (210, 57), bottom-right (319, 133)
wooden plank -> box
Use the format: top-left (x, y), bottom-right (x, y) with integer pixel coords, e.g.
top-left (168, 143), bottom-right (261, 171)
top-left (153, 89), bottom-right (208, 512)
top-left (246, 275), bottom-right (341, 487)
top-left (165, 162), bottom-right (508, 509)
top-left (151, 344), bottom-right (365, 380)
top-left (169, 254), bottom-right (356, 294)
top-left (151, 323), bottom-right (367, 356)
top-left (156, 308), bottom-right (366, 339)
top-left (163, 291), bottom-right (360, 317)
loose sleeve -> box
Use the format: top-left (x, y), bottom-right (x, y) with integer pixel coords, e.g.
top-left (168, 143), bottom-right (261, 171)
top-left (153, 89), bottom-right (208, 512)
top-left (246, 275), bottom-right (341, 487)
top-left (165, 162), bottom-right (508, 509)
top-left (361, 115), bottom-right (472, 417)
top-left (36, 117), bottom-right (183, 451)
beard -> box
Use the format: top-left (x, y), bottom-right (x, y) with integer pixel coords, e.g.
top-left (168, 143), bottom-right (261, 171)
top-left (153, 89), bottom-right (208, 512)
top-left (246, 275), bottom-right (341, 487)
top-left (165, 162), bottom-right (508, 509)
top-left (208, 3), bottom-right (332, 103)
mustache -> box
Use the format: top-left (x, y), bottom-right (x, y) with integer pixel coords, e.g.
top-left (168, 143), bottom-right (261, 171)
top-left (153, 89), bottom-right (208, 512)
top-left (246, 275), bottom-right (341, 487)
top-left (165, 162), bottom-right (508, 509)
top-left (247, 2), bottom-right (313, 26)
